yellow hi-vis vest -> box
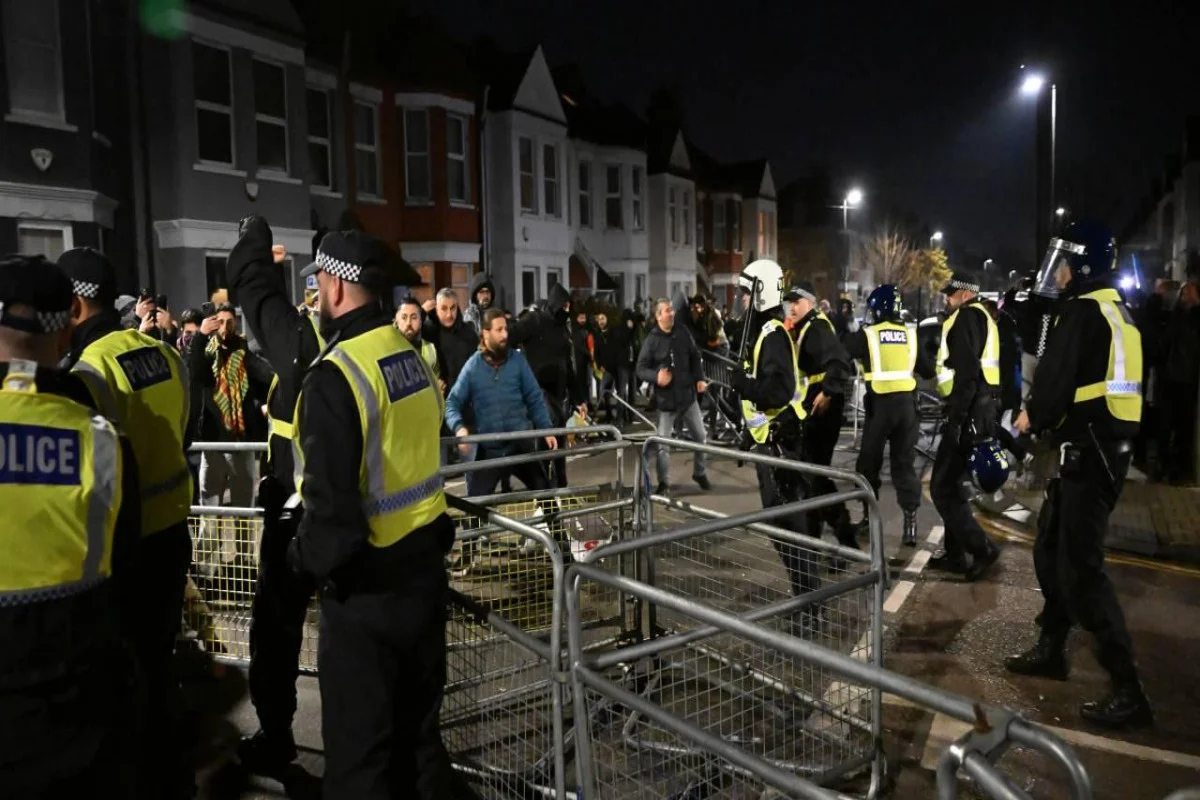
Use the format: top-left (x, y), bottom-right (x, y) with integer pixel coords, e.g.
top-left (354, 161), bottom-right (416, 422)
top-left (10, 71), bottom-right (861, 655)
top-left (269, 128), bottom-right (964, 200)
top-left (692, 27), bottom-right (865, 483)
top-left (294, 325), bottom-right (446, 548)
top-left (266, 313), bottom-right (326, 448)
top-left (418, 339), bottom-right (439, 379)
top-left (0, 365), bottom-right (122, 604)
top-left (741, 319), bottom-right (807, 444)
top-left (72, 329), bottom-right (192, 536)
top-left (863, 321), bottom-right (918, 394)
top-left (936, 303), bottom-right (1000, 398)
top-left (796, 311), bottom-right (835, 396)
top-left (1071, 288), bottom-right (1143, 423)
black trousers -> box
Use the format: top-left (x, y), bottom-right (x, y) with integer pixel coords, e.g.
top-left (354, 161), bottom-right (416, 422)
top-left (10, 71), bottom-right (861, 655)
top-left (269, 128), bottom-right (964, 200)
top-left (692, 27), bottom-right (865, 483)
top-left (119, 524), bottom-right (194, 799)
top-left (1035, 444), bottom-right (1138, 683)
top-left (856, 392), bottom-right (921, 511)
top-left (929, 431), bottom-right (993, 559)
top-left (753, 441), bottom-right (817, 599)
top-left (248, 478), bottom-right (317, 740)
top-left (800, 391), bottom-right (848, 531)
top-left (318, 561), bottom-right (466, 800)
top-left (464, 453), bottom-right (549, 497)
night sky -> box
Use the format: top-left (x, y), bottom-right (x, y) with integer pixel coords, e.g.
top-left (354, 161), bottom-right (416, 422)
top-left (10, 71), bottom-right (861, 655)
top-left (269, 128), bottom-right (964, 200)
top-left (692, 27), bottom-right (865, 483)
top-left (398, 0), bottom-right (1196, 268)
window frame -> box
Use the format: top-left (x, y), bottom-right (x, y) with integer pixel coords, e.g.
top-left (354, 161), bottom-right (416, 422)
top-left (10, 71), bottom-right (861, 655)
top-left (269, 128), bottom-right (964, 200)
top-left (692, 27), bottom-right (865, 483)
top-left (2, 0), bottom-right (66, 123)
top-left (193, 40), bottom-right (235, 168)
top-left (713, 201), bottom-right (726, 251)
top-left (605, 165), bottom-right (623, 230)
top-left (403, 107), bottom-right (432, 204)
top-left (204, 251), bottom-right (230, 297)
top-left (16, 221), bottom-right (72, 259)
top-left (668, 186), bottom-right (678, 245)
top-left (353, 100), bottom-right (382, 200)
top-left (631, 165), bottom-right (644, 230)
top-left (683, 189), bottom-right (692, 246)
top-left (305, 86), bottom-right (334, 190)
top-left (521, 266), bottom-right (539, 308)
top-left (697, 196), bottom-right (705, 251)
top-left (518, 137), bottom-right (537, 214)
top-left (542, 143), bottom-right (559, 219)
top-left (730, 200), bottom-right (742, 252)
top-left (252, 57), bottom-right (289, 175)
top-left (446, 113), bottom-right (470, 206)
top-left (578, 160), bottom-right (592, 228)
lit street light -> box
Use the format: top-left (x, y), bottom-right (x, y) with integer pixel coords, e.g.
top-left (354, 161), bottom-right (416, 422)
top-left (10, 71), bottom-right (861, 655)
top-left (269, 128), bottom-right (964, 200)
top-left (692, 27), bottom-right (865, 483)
top-left (1020, 65), bottom-right (1058, 259)
top-left (931, 230), bottom-right (944, 248)
top-left (984, 258), bottom-right (994, 270)
top-left (840, 188), bottom-right (864, 292)
top-left (1021, 73), bottom-right (1046, 95)
top-left (1056, 207), bottom-right (1066, 217)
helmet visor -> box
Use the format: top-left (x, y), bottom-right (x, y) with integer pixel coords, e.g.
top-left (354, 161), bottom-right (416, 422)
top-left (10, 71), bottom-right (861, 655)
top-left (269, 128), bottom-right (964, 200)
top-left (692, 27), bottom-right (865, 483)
top-left (1032, 237), bottom-right (1084, 300)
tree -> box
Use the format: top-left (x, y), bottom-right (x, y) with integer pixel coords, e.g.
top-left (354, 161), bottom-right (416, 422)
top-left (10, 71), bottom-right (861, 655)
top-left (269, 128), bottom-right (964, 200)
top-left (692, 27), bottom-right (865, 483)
top-left (858, 226), bottom-right (915, 286)
top-left (904, 248), bottom-right (953, 294)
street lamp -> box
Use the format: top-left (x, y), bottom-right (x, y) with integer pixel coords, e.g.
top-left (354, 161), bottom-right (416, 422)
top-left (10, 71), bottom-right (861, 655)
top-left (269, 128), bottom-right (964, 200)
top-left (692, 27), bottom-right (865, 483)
top-left (930, 231), bottom-right (944, 248)
top-left (1056, 207), bottom-right (1066, 217)
top-left (841, 188), bottom-right (864, 292)
top-left (1020, 65), bottom-right (1057, 259)
top-left (984, 258), bottom-right (994, 269)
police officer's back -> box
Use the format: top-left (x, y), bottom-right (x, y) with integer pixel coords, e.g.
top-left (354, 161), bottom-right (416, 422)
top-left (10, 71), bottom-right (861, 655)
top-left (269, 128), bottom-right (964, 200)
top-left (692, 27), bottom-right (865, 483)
top-left (286, 232), bottom-right (464, 799)
top-left (1007, 221), bottom-right (1152, 729)
top-left (0, 257), bottom-right (141, 796)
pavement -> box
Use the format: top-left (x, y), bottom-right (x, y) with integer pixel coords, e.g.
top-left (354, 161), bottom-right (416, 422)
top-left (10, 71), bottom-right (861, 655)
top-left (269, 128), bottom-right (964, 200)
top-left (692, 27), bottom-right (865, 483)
top-left (188, 429), bottom-right (1200, 799)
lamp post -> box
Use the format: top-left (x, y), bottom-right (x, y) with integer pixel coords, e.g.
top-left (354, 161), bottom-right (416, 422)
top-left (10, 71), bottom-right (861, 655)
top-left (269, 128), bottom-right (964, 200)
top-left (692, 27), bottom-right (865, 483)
top-left (841, 188), bottom-right (863, 294)
top-left (1021, 66), bottom-right (1057, 261)
top-left (930, 230), bottom-right (944, 248)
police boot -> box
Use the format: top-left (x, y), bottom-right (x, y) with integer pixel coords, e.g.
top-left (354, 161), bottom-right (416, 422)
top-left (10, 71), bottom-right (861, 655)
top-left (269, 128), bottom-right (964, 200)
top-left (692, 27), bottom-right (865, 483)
top-left (901, 510), bottom-right (917, 547)
top-left (1004, 634), bottom-right (1069, 681)
top-left (1080, 681), bottom-right (1154, 729)
top-left (237, 729), bottom-right (298, 777)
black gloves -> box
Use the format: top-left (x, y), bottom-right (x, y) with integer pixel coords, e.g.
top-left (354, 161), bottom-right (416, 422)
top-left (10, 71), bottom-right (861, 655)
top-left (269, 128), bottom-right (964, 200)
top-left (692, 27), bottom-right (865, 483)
top-left (225, 215), bottom-right (275, 295)
top-left (730, 367), bottom-right (751, 396)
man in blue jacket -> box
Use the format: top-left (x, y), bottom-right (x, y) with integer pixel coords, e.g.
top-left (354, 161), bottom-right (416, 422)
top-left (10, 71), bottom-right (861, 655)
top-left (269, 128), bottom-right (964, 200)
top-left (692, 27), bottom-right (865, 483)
top-left (446, 307), bottom-right (557, 497)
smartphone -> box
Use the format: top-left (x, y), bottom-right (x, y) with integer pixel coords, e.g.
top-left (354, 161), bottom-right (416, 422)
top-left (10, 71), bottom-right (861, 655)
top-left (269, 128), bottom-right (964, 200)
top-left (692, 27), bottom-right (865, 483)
top-left (156, 294), bottom-right (168, 309)
top-left (200, 302), bottom-right (216, 317)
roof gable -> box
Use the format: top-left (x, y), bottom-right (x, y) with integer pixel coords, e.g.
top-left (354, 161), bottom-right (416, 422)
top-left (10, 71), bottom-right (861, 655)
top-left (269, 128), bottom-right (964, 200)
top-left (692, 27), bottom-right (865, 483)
top-left (512, 47), bottom-right (566, 124)
top-left (669, 133), bottom-right (691, 172)
top-left (760, 163), bottom-right (776, 200)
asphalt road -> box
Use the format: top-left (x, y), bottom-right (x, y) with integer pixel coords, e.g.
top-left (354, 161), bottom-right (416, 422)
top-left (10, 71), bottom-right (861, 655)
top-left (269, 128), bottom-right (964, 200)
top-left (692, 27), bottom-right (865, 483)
top-left (191, 433), bottom-right (1200, 799)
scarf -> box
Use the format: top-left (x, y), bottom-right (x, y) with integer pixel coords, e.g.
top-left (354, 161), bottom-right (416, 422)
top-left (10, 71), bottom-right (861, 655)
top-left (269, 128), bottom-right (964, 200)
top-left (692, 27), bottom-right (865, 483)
top-left (207, 335), bottom-right (249, 437)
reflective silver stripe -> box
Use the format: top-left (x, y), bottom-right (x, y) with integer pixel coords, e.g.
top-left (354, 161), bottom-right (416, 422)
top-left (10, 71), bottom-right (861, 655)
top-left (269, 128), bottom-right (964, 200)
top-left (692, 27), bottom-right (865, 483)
top-left (937, 369), bottom-right (955, 384)
top-left (72, 361), bottom-right (118, 420)
top-left (865, 326), bottom-right (884, 380)
top-left (363, 473), bottom-right (444, 517)
top-left (746, 412), bottom-right (768, 427)
top-left (906, 324), bottom-right (918, 372)
top-left (1096, 299), bottom-right (1128, 383)
top-left (0, 576), bottom-right (108, 607)
top-left (83, 416), bottom-right (119, 580)
top-left (1105, 380), bottom-right (1140, 395)
top-left (980, 359), bottom-right (1001, 368)
top-left (326, 348), bottom-right (386, 504)
top-left (870, 369), bottom-right (915, 381)
top-left (144, 466), bottom-right (191, 499)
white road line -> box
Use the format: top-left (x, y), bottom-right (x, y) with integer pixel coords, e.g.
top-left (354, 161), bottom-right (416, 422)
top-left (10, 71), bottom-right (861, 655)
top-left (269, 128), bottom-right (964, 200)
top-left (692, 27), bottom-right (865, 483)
top-left (916, 711), bottom-right (1200, 772)
top-left (884, 580), bottom-right (916, 614)
top-left (927, 524), bottom-right (945, 546)
top-left (901, 549), bottom-right (931, 577)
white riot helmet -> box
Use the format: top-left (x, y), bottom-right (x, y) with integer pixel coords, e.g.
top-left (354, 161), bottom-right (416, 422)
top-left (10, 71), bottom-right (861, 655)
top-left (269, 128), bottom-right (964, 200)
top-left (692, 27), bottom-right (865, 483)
top-left (738, 259), bottom-right (784, 312)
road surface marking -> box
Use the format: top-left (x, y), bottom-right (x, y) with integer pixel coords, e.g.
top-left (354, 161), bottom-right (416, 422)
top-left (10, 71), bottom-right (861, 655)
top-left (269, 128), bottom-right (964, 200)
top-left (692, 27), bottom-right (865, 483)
top-left (915, 710), bottom-right (1200, 772)
top-left (902, 549), bottom-right (931, 577)
top-left (884, 581), bottom-right (916, 614)
top-left (927, 525), bottom-right (945, 546)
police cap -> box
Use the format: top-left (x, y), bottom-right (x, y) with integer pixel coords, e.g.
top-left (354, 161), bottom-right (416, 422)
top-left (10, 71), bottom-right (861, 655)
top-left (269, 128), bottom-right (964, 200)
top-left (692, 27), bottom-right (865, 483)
top-left (300, 230), bottom-right (422, 290)
top-left (782, 282), bottom-right (818, 303)
top-left (941, 271), bottom-right (980, 295)
top-left (0, 255), bottom-right (74, 334)
top-left (58, 247), bottom-right (119, 305)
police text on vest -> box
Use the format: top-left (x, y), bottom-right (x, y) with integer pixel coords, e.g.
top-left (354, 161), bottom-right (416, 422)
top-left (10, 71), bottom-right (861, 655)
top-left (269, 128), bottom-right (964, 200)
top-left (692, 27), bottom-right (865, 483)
top-left (878, 329), bottom-right (909, 344)
top-left (116, 347), bottom-right (172, 391)
top-left (0, 423), bottom-right (82, 485)
top-left (379, 350), bottom-right (431, 403)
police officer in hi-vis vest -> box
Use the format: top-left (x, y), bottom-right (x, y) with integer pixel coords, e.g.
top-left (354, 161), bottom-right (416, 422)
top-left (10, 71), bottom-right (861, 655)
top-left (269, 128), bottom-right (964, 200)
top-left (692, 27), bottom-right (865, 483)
top-left (1007, 221), bottom-right (1153, 729)
top-left (59, 247), bottom-right (195, 798)
top-left (928, 270), bottom-right (1002, 582)
top-left (286, 232), bottom-right (468, 799)
top-left (223, 215), bottom-right (328, 775)
top-left (730, 260), bottom-right (823, 634)
top-left (0, 256), bottom-right (142, 796)
top-left (844, 285), bottom-right (937, 546)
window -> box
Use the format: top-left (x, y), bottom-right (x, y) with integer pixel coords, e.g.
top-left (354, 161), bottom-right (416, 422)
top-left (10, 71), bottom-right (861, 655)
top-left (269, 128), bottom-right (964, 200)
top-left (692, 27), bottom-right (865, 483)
top-left (519, 137), bottom-right (536, 213)
top-left (521, 267), bottom-right (538, 308)
top-left (253, 59), bottom-right (288, 173)
top-left (605, 165), bottom-right (622, 229)
top-left (714, 201), bottom-right (726, 250)
top-left (354, 101), bottom-right (380, 197)
top-left (697, 198), bottom-right (705, 250)
top-left (17, 222), bottom-right (71, 260)
top-left (447, 114), bottom-right (469, 204)
top-left (729, 200), bottom-right (742, 251)
top-left (543, 144), bottom-right (559, 218)
top-left (766, 211), bottom-right (775, 257)
top-left (2, 0), bottom-right (64, 120)
top-left (547, 267), bottom-right (563, 293)
top-left (635, 274), bottom-right (647, 305)
top-left (193, 42), bottom-right (233, 165)
top-left (306, 88), bottom-right (333, 189)
top-left (205, 254), bottom-right (228, 296)
top-left (578, 162), bottom-right (592, 227)
top-left (451, 263), bottom-right (472, 308)
top-left (683, 190), bottom-right (692, 245)
top-left (631, 166), bottom-right (644, 230)
top-left (668, 187), bottom-right (678, 244)
top-left (404, 109), bottom-right (431, 202)
top-left (758, 210), bottom-right (767, 257)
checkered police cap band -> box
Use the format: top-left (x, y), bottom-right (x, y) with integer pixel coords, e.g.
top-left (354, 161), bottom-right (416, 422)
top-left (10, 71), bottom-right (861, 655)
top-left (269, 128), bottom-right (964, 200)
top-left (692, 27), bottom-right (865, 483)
top-left (38, 309), bottom-right (71, 332)
top-left (316, 249), bottom-right (362, 283)
top-left (947, 278), bottom-right (979, 293)
top-left (73, 280), bottom-right (101, 299)
top-left (0, 303), bottom-right (71, 334)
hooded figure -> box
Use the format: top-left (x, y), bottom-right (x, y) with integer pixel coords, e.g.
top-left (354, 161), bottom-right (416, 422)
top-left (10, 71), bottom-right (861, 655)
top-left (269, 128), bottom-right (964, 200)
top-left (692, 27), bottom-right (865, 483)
top-left (461, 272), bottom-right (496, 335)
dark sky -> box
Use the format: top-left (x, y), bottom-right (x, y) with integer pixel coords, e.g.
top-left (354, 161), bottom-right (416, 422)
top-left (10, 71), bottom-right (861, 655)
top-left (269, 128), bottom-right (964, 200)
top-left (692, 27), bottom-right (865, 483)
top-left (403, 0), bottom-right (1197, 267)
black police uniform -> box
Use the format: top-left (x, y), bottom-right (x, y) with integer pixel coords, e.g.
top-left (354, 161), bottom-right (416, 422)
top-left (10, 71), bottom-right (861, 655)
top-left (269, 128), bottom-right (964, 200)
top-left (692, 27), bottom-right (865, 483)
top-left (220, 217), bottom-right (324, 769)
top-left (793, 303), bottom-right (854, 545)
top-left (0, 258), bottom-right (143, 797)
top-left (286, 235), bottom-right (471, 799)
top-left (1007, 276), bottom-right (1151, 727)
top-left (929, 281), bottom-right (1000, 579)
top-left (732, 310), bottom-right (819, 627)
top-left (844, 325), bottom-right (936, 530)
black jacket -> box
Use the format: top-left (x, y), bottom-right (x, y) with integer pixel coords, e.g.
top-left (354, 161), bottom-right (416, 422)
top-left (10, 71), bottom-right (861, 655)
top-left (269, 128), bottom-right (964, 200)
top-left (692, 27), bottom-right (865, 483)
top-left (943, 298), bottom-right (998, 429)
top-left (1026, 278), bottom-right (1140, 443)
top-left (289, 305), bottom-right (454, 595)
top-left (636, 322), bottom-right (704, 412)
top-left (225, 216), bottom-right (323, 480)
top-left (186, 330), bottom-right (273, 442)
top-left (615, 310), bottom-right (641, 368)
top-left (735, 314), bottom-right (797, 414)
top-left (513, 282), bottom-right (584, 406)
top-left (422, 311), bottom-right (477, 389)
top-left (796, 311), bottom-right (853, 402)
top-left (591, 325), bottom-right (621, 374)
top-left (462, 272), bottom-right (496, 335)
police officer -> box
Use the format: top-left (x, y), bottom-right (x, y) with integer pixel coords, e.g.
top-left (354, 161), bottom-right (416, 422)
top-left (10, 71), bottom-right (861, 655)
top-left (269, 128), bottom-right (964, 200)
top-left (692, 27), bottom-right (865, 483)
top-left (1006, 221), bottom-right (1153, 729)
top-left (60, 247), bottom-right (195, 797)
top-left (0, 256), bottom-right (141, 796)
top-left (214, 216), bottom-right (326, 774)
top-left (845, 285), bottom-right (936, 546)
top-left (286, 232), bottom-right (466, 799)
top-left (730, 260), bottom-right (820, 633)
top-left (395, 296), bottom-right (442, 385)
top-left (928, 271), bottom-right (1002, 581)
top-left (789, 281), bottom-right (856, 548)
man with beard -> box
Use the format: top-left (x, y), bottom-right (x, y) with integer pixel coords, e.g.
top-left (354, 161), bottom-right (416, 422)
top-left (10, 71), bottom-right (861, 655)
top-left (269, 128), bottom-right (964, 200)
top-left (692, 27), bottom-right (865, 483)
top-left (395, 297), bottom-right (441, 387)
top-left (461, 272), bottom-right (495, 336)
top-left (589, 311), bottom-right (621, 422)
